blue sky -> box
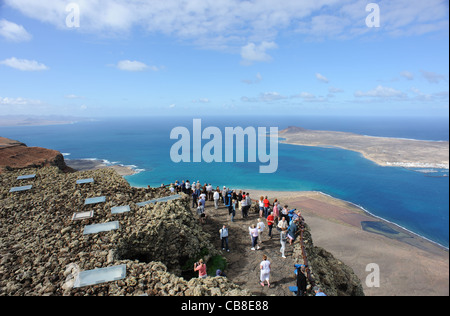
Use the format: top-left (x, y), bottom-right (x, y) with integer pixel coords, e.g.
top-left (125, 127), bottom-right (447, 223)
top-left (0, 0), bottom-right (448, 118)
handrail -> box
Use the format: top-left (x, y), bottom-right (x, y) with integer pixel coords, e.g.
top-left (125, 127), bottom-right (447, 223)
top-left (298, 226), bottom-right (316, 287)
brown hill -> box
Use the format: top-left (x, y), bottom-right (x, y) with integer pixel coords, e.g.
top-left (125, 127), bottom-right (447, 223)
top-left (0, 137), bottom-right (71, 174)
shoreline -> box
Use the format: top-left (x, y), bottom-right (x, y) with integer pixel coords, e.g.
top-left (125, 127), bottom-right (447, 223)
top-left (68, 160), bottom-right (448, 295)
top-left (244, 189), bottom-right (448, 251)
top-left (279, 127), bottom-right (450, 170)
top-left (65, 158), bottom-right (140, 176)
top-left (243, 188), bottom-right (449, 296)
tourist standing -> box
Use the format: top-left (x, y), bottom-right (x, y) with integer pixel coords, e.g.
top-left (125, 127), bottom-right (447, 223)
top-left (259, 196), bottom-right (264, 218)
top-left (222, 186), bottom-right (227, 204)
top-left (192, 188), bottom-right (198, 208)
top-left (207, 183), bottom-right (213, 201)
top-left (249, 224), bottom-right (260, 250)
top-left (263, 196), bottom-right (270, 218)
top-left (267, 212), bottom-right (275, 239)
top-left (241, 193), bottom-right (248, 218)
top-left (273, 199), bottom-right (279, 222)
top-left (296, 266), bottom-right (307, 296)
top-left (243, 193), bottom-right (252, 218)
top-left (257, 218), bottom-right (265, 243)
top-left (280, 229), bottom-right (287, 258)
top-left (287, 219), bottom-right (299, 246)
top-left (259, 255), bottom-right (271, 288)
top-left (213, 190), bottom-right (220, 209)
top-left (219, 225), bottom-right (230, 252)
top-left (194, 259), bottom-right (207, 279)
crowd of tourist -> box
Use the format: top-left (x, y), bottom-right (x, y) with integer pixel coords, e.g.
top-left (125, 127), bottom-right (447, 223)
top-left (164, 179), bottom-right (324, 296)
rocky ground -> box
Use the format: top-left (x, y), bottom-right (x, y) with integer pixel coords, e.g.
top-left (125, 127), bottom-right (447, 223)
top-left (0, 166), bottom-right (363, 296)
top-left (0, 167), bottom-right (250, 296)
top-left (200, 199), bottom-right (364, 296)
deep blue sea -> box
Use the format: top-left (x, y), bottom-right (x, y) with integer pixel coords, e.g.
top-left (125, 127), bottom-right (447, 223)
top-left (1, 115), bottom-right (448, 248)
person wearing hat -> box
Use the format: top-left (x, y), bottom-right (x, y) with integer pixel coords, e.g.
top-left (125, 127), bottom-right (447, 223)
top-left (314, 286), bottom-right (327, 296)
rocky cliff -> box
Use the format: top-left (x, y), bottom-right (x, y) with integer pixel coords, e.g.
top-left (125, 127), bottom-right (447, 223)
top-left (0, 167), bottom-right (250, 296)
top-left (0, 139), bottom-right (364, 296)
top-left (0, 137), bottom-right (71, 174)
top-left (296, 223), bottom-right (365, 296)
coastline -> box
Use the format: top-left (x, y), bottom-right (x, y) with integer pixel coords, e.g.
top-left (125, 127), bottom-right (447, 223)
top-left (244, 189), bottom-right (449, 296)
top-left (279, 127), bottom-right (450, 170)
top-left (65, 158), bottom-right (139, 176)
top-left (67, 158), bottom-right (449, 296)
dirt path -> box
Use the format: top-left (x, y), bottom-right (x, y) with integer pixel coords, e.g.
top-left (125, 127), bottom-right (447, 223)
top-left (200, 200), bottom-right (300, 296)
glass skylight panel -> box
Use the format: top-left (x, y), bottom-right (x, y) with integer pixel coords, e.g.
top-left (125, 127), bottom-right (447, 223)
top-left (71, 211), bottom-right (94, 221)
top-left (84, 196), bottom-right (106, 205)
top-left (76, 178), bottom-right (94, 184)
top-left (83, 221), bottom-right (119, 235)
top-left (74, 264), bottom-right (127, 288)
top-left (17, 174), bottom-right (36, 180)
top-left (111, 205), bottom-right (131, 214)
top-left (9, 185), bottom-right (33, 193)
top-left (136, 194), bottom-right (181, 207)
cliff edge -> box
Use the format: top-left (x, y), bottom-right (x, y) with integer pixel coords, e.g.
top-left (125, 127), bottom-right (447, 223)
top-left (0, 137), bottom-right (72, 174)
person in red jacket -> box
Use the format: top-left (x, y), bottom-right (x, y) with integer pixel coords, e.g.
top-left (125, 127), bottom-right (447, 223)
top-left (266, 212), bottom-right (275, 239)
top-left (263, 196), bottom-right (270, 218)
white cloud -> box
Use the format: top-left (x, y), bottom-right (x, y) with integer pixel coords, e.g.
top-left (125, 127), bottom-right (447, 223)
top-left (3, 0), bottom-right (448, 50)
top-left (65, 94), bottom-right (84, 99)
top-left (400, 71), bottom-right (414, 80)
top-left (116, 60), bottom-right (152, 72)
top-left (316, 73), bottom-right (329, 83)
top-left (242, 91), bottom-right (286, 102)
top-left (0, 96), bottom-right (43, 105)
top-left (242, 73), bottom-right (263, 84)
top-left (0, 57), bottom-right (48, 71)
top-left (420, 70), bottom-right (446, 84)
top-left (354, 85), bottom-right (407, 99)
top-left (329, 87), bottom-right (344, 93)
top-left (0, 19), bottom-right (32, 42)
top-left (241, 41), bottom-right (278, 65)
top-left (192, 98), bottom-right (211, 103)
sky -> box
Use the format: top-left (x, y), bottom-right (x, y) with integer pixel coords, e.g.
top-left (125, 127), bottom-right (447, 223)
top-left (0, 0), bottom-right (448, 118)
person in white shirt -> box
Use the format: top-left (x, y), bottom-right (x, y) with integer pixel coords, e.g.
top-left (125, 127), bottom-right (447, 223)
top-left (260, 255), bottom-right (271, 287)
top-left (213, 190), bottom-right (220, 209)
top-left (219, 225), bottom-right (230, 252)
top-left (256, 218), bottom-right (265, 243)
top-left (249, 224), bottom-right (260, 250)
top-left (207, 184), bottom-right (213, 201)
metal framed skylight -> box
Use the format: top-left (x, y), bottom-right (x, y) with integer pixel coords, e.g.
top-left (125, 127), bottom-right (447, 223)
top-left (9, 185), bottom-right (33, 193)
top-left (76, 178), bottom-right (94, 185)
top-left (17, 174), bottom-right (36, 180)
top-left (83, 221), bottom-right (119, 235)
top-left (136, 194), bottom-right (181, 207)
top-left (111, 205), bottom-right (131, 214)
top-left (71, 211), bottom-right (94, 221)
top-left (73, 264), bottom-right (127, 288)
top-left (84, 196), bottom-right (106, 205)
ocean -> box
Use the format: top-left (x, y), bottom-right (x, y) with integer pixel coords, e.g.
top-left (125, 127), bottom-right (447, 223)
top-left (1, 115), bottom-right (448, 248)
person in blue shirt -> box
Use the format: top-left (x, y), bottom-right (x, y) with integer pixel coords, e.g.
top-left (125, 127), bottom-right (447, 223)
top-left (314, 286), bottom-right (327, 296)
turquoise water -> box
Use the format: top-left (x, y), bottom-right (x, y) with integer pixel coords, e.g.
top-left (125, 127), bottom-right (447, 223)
top-left (1, 115), bottom-right (448, 248)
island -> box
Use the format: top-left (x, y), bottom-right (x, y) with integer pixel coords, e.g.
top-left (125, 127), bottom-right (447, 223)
top-left (279, 126), bottom-right (449, 170)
